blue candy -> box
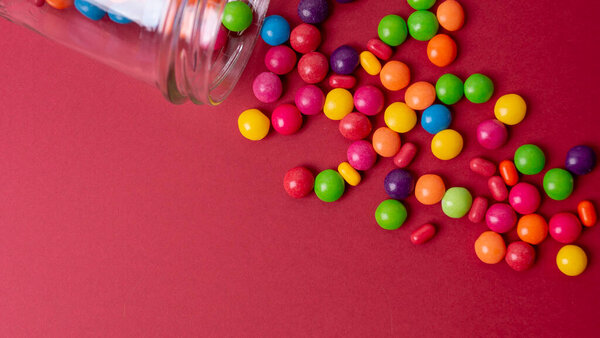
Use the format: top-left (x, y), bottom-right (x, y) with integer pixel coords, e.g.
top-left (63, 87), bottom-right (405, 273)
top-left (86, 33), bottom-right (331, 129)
top-left (74, 0), bottom-right (106, 21)
top-left (421, 104), bottom-right (452, 134)
top-left (260, 15), bottom-right (290, 46)
top-left (108, 12), bottom-right (132, 24)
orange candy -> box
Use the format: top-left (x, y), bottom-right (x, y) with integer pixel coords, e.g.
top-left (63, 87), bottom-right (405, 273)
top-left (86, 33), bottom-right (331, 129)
top-left (437, 0), bottom-right (465, 32)
top-left (577, 200), bottom-right (597, 227)
top-left (405, 81), bottom-right (436, 110)
top-left (415, 174), bottom-right (446, 205)
top-left (499, 160), bottom-right (519, 186)
top-left (380, 61), bottom-right (411, 91)
top-left (372, 127), bottom-right (401, 157)
top-left (517, 214), bottom-right (548, 245)
top-left (46, 0), bottom-right (74, 9)
top-left (427, 34), bottom-right (457, 67)
top-left (474, 231), bottom-right (506, 264)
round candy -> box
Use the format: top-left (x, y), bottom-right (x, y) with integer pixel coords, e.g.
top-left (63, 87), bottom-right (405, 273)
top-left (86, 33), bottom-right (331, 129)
top-left (329, 75), bottom-right (357, 89)
top-left (474, 231), bottom-right (506, 264)
top-left (314, 169), bottom-right (345, 202)
top-left (271, 104), bottom-right (303, 135)
top-left (408, 0), bottom-right (436, 10)
top-left (295, 85), bottom-right (325, 115)
top-left (499, 160), bottom-right (519, 186)
top-left (565, 145), bottom-right (596, 175)
top-left (324, 88), bottom-right (354, 120)
top-left (297, 0), bottom-right (329, 24)
top-left (435, 73), bottom-right (463, 105)
top-left (485, 203), bottom-right (517, 233)
top-left (556, 245), bottom-right (587, 276)
top-left (578, 200), bottom-right (597, 227)
top-left (260, 15), bottom-right (290, 46)
top-left (347, 140), bottom-right (377, 170)
top-left (509, 182), bottom-right (541, 214)
top-left (384, 169), bottom-right (414, 200)
top-left (290, 23), bottom-right (321, 53)
top-left (421, 104), bottom-right (451, 134)
top-left (437, 0), bottom-right (464, 31)
top-left (375, 199), bottom-right (408, 230)
top-left (338, 162), bottom-right (361, 186)
top-left (505, 241), bottom-right (536, 271)
top-left (543, 168), bottom-right (574, 200)
top-left (380, 61), bottom-right (411, 91)
top-left (431, 129), bottom-right (463, 160)
top-left (74, 0), bottom-right (106, 21)
top-left (222, 1), bottom-right (253, 32)
top-left (464, 74), bottom-right (494, 103)
top-left (427, 34), bottom-right (457, 67)
top-left (494, 94), bottom-right (527, 125)
top-left (238, 109), bottom-right (270, 141)
top-left (405, 81), bottom-right (436, 110)
top-left (378, 15), bottom-right (408, 46)
top-left (415, 174), bottom-right (445, 205)
top-left (330, 45), bottom-right (359, 75)
top-left (34, 0), bottom-right (46, 7)
top-left (283, 167), bottom-right (314, 198)
top-left (517, 214), bottom-right (548, 245)
top-left (339, 113), bottom-right (372, 140)
top-left (360, 51), bottom-right (382, 75)
top-left (297, 52), bottom-right (329, 84)
top-left (265, 45), bottom-right (297, 75)
top-left (476, 119), bottom-right (508, 150)
top-left (252, 72), bottom-right (282, 103)
top-left (108, 12), bottom-right (132, 24)
top-left (46, 0), bottom-right (73, 10)
top-left (385, 102), bottom-right (417, 133)
top-left (394, 142), bottom-right (418, 168)
top-left (441, 187), bottom-right (472, 218)
top-left (514, 144), bottom-right (545, 175)
top-left (372, 127), bottom-right (401, 157)
top-left (353, 85), bottom-right (385, 116)
top-left (367, 38), bottom-right (393, 60)
top-left (549, 212), bottom-right (582, 244)
top-left (407, 10), bottom-right (439, 41)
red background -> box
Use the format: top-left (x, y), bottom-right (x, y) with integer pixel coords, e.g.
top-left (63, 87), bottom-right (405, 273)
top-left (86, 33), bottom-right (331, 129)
top-left (1, 0), bottom-right (599, 336)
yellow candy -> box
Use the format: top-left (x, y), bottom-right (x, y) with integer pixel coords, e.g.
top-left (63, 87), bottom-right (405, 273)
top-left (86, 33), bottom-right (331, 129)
top-left (556, 245), bottom-right (587, 276)
top-left (431, 129), bottom-right (463, 160)
top-left (494, 94), bottom-right (527, 125)
top-left (323, 88), bottom-right (354, 120)
top-left (384, 102), bottom-right (417, 133)
top-left (359, 51), bottom-right (382, 76)
top-left (337, 162), bottom-right (361, 186)
top-left (237, 109), bottom-right (270, 141)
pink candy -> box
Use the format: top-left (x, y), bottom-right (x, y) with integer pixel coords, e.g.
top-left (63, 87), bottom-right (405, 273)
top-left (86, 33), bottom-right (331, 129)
top-left (508, 182), bottom-right (541, 214)
top-left (393, 142), bottom-right (417, 168)
top-left (271, 104), bottom-right (303, 135)
top-left (295, 85), bottom-right (325, 115)
top-left (549, 212), bottom-right (582, 243)
top-left (339, 112), bottom-right (372, 140)
top-left (347, 140), bottom-right (377, 171)
top-left (252, 72), bottom-right (282, 103)
top-left (476, 119), bottom-right (508, 149)
top-left (353, 85), bottom-right (384, 116)
top-left (468, 196), bottom-right (488, 223)
top-left (486, 203), bottom-right (517, 233)
top-left (469, 157), bottom-right (496, 177)
top-left (488, 175), bottom-right (508, 201)
top-left (265, 45), bottom-right (297, 75)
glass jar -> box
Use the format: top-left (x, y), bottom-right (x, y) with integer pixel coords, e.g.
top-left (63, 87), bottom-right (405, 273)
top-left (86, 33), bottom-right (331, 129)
top-left (0, 0), bottom-right (270, 105)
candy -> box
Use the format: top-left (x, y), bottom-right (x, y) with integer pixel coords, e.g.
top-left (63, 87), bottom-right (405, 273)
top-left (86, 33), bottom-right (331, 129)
top-left (508, 182), bottom-right (541, 214)
top-left (367, 38), bottom-right (393, 60)
top-left (469, 157), bottom-right (496, 177)
top-left (427, 34), bottom-right (457, 67)
top-left (384, 169), bottom-right (414, 200)
top-left (407, 10), bottom-right (439, 41)
top-left (347, 140), bottom-right (377, 170)
top-left (252, 72), bottom-right (282, 103)
top-left (297, 52), bottom-right (329, 84)
top-left (410, 223), bottom-right (436, 245)
top-left (74, 0), bottom-right (106, 21)
top-left (505, 241), bottom-right (536, 271)
top-left (290, 23), bottom-right (321, 53)
top-left (476, 119), bottom-right (508, 150)
top-left (375, 199), bottom-right (408, 230)
top-left (380, 61), bottom-right (411, 91)
top-left (577, 200), bottom-right (597, 227)
top-left (295, 85), bottom-right (325, 115)
top-left (284, 167), bottom-right (314, 198)
top-left (297, 0), bottom-right (329, 24)
top-left (543, 168), bottom-right (574, 200)
top-left (394, 143), bottom-right (418, 168)
top-left (330, 45), bottom-right (359, 75)
top-left (328, 75), bottom-right (356, 89)
top-left (415, 174), bottom-right (446, 205)
top-left (549, 212), bottom-right (582, 243)
top-left (271, 104), bottom-right (303, 135)
top-left (436, 0), bottom-right (465, 31)
top-left (431, 129), bottom-right (463, 160)
top-left (514, 144), bottom-right (545, 175)
top-left (265, 45), bottom-right (297, 75)
top-left (238, 109), bottom-right (270, 141)
top-left (468, 196), bottom-right (488, 223)
top-left (378, 15), bottom-right (408, 46)
top-left (464, 74), bottom-right (494, 103)
top-left (372, 127), bottom-right (401, 157)
top-left (517, 214), bottom-right (548, 245)
top-left (339, 112), bottom-right (372, 141)
top-left (435, 73), bottom-right (463, 105)
top-left (474, 231), bottom-right (506, 264)
top-left (494, 94), bottom-right (527, 125)
top-left (421, 104), bottom-right (451, 134)
top-left (408, 0), bottom-right (436, 10)
top-left (108, 12), bottom-right (132, 25)
top-left (485, 203), bottom-right (517, 233)
top-left (222, 1), bottom-right (253, 32)
top-left (359, 51), bottom-right (382, 75)
top-left (565, 145), bottom-right (596, 175)
top-left (499, 160), bottom-right (519, 186)
top-left (260, 15), bottom-right (290, 46)
top-left (441, 187), bottom-right (472, 218)
top-left (556, 245), bottom-right (587, 276)
top-left (488, 176), bottom-right (508, 201)
top-left (338, 162), bottom-right (361, 186)
top-left (353, 85), bottom-right (385, 116)
top-left (405, 82), bottom-right (436, 110)
top-left (46, 0), bottom-right (74, 10)
top-left (34, 0), bottom-right (46, 7)
top-left (324, 88), bottom-right (354, 120)
top-left (385, 102), bottom-right (417, 133)
top-left (314, 169), bottom-right (345, 202)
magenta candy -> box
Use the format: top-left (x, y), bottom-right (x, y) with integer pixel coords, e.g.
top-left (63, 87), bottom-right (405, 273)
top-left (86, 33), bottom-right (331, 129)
top-left (353, 85), bottom-right (385, 116)
top-left (486, 203), bottom-right (517, 233)
top-left (367, 38), bottom-right (393, 60)
top-left (508, 182), bottom-right (541, 214)
top-left (265, 45), bottom-right (297, 75)
top-left (393, 142), bottom-right (417, 168)
top-left (505, 241), bottom-right (536, 271)
top-left (339, 112), bottom-right (372, 140)
top-left (295, 85), bottom-right (325, 115)
top-left (271, 104), bottom-right (303, 135)
top-left (253, 72), bottom-right (282, 103)
top-left (469, 157), bottom-right (496, 177)
top-left (488, 175), bottom-right (508, 201)
top-left (328, 74), bottom-right (357, 89)
top-left (476, 119), bottom-right (508, 149)
top-left (549, 212), bottom-right (582, 243)
top-left (347, 140), bottom-right (377, 170)
top-left (410, 223), bottom-right (436, 244)
top-left (468, 196), bottom-right (488, 223)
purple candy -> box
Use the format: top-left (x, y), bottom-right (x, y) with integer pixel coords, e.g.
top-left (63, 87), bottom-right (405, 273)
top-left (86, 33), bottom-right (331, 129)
top-left (330, 45), bottom-right (359, 75)
top-left (384, 169), bottom-right (414, 199)
top-left (565, 145), bottom-right (596, 175)
top-left (347, 140), bottom-right (377, 171)
top-left (295, 85), bottom-right (325, 116)
top-left (252, 72), bottom-right (282, 103)
top-left (297, 0), bottom-right (329, 24)
top-left (485, 203), bottom-right (517, 233)
top-left (353, 85), bottom-right (385, 116)
top-left (476, 119), bottom-right (508, 149)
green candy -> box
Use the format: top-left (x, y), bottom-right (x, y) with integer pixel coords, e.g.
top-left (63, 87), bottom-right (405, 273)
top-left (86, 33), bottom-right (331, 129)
top-left (407, 10), bottom-right (439, 41)
top-left (407, 0), bottom-right (436, 10)
top-left (375, 199), bottom-right (408, 230)
top-left (222, 1), bottom-right (253, 32)
top-left (543, 168), bottom-right (574, 200)
top-left (464, 74), bottom-right (494, 103)
top-left (514, 144), bottom-right (546, 175)
top-left (441, 187), bottom-right (472, 218)
top-left (436, 73), bottom-right (464, 105)
top-left (378, 15), bottom-right (408, 46)
top-left (314, 169), bottom-right (345, 202)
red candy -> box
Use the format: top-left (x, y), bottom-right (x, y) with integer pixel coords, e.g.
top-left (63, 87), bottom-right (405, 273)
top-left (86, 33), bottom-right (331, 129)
top-left (410, 223), bottom-right (436, 244)
top-left (499, 160), bottom-right (519, 186)
top-left (297, 52), bottom-right (329, 84)
top-left (393, 142), bottom-right (417, 168)
top-left (290, 23), bottom-right (321, 54)
top-left (271, 104), bottom-right (303, 135)
top-left (366, 38), bottom-right (393, 60)
top-left (505, 241), bottom-right (536, 271)
top-left (488, 176), bottom-right (508, 201)
top-left (265, 45), bottom-right (297, 75)
top-left (468, 196), bottom-right (488, 223)
top-left (283, 167), bottom-right (314, 198)
top-left (328, 75), bottom-right (357, 89)
top-left (34, 0), bottom-right (45, 7)
top-left (469, 157), bottom-right (496, 177)
top-left (339, 112), bottom-right (372, 140)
